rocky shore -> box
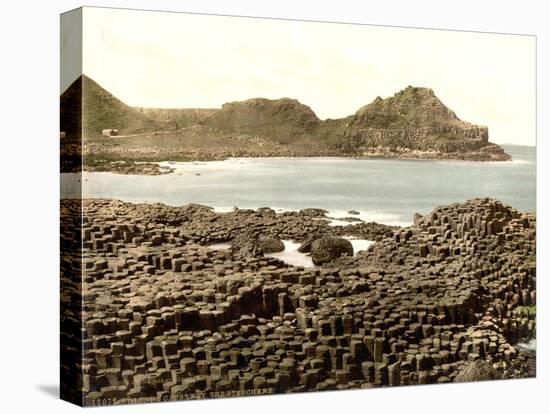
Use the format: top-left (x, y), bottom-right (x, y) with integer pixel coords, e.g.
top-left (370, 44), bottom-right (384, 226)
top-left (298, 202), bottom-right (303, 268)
top-left (352, 144), bottom-right (511, 162)
top-left (61, 198), bottom-right (535, 406)
top-left (84, 160), bottom-right (175, 175)
top-left (61, 145), bottom-right (511, 175)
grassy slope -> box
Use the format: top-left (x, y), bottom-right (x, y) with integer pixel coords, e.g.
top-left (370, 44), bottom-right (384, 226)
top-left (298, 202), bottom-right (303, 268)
top-left (349, 86), bottom-right (465, 129)
top-left (202, 98), bottom-right (321, 144)
top-left (61, 75), bottom-right (170, 138)
top-left (61, 77), bottom-right (506, 163)
top-left (136, 108), bottom-right (217, 129)
top-left (60, 76), bottom-right (83, 138)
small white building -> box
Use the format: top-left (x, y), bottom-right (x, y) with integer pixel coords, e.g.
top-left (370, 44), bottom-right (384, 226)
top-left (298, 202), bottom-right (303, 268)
top-left (102, 129), bottom-right (119, 137)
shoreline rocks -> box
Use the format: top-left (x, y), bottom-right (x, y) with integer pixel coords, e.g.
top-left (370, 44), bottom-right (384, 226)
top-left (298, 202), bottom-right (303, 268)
top-left (454, 360), bottom-right (498, 382)
top-left (84, 160), bottom-right (174, 175)
top-left (61, 148), bottom-right (512, 175)
top-left (310, 236), bottom-right (354, 265)
top-left (60, 197), bottom-right (535, 405)
top-left (259, 236), bottom-right (285, 253)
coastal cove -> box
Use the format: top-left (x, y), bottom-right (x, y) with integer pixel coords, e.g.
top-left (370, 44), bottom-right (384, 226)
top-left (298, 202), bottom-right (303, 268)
top-left (61, 145), bottom-right (535, 227)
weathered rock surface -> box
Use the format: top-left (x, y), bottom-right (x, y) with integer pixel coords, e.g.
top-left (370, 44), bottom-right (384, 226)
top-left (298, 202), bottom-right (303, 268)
top-left (230, 232), bottom-right (264, 257)
top-left (454, 360), bottom-right (497, 382)
top-left (85, 160), bottom-right (174, 175)
top-left (339, 87), bottom-right (510, 161)
top-left (60, 197), bottom-right (535, 406)
top-left (311, 236), bottom-right (354, 265)
top-left (60, 75), bottom-right (166, 138)
top-left (259, 236), bottom-right (285, 253)
top-left (202, 98), bottom-right (320, 142)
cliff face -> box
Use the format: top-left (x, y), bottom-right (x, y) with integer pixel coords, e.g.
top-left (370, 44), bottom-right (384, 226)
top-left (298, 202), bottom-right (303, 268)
top-left (336, 86), bottom-right (506, 158)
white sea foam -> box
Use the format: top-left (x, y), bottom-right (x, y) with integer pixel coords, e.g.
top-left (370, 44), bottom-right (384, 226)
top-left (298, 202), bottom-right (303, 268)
top-left (484, 158), bottom-right (533, 166)
top-left (264, 240), bottom-right (314, 268)
top-left (324, 209), bottom-right (412, 227)
top-left (211, 206), bottom-right (236, 213)
top-left (206, 240), bottom-right (316, 268)
top-left (210, 206), bottom-right (300, 214)
top-left (517, 338), bottom-right (536, 352)
top-left (157, 158), bottom-right (258, 173)
top-left (264, 238), bottom-right (374, 268)
top-left (341, 236), bottom-right (375, 253)
top-left (207, 243), bottom-right (231, 250)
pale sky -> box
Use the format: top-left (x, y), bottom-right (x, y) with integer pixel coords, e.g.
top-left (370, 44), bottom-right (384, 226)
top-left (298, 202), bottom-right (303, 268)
top-left (72, 7), bottom-right (535, 146)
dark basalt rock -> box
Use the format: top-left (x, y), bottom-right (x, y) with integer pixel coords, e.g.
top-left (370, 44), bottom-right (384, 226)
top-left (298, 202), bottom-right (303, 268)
top-left (310, 236), bottom-right (354, 265)
top-left (259, 235), bottom-right (285, 253)
top-left (454, 360), bottom-right (498, 382)
top-left (299, 208), bottom-right (329, 217)
top-left (257, 207), bottom-right (277, 217)
top-left (298, 232), bottom-right (329, 253)
top-left (230, 232), bottom-right (263, 257)
top-left (60, 197), bottom-right (535, 404)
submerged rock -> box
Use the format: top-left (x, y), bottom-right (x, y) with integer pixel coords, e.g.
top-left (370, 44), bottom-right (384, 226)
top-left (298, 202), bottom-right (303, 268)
top-left (311, 236), bottom-right (354, 265)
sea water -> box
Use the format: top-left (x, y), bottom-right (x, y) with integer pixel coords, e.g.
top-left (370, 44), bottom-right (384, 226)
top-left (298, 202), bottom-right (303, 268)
top-left (61, 145), bottom-right (535, 226)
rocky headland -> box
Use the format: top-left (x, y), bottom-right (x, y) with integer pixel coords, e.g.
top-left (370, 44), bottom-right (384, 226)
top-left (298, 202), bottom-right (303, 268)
top-left (61, 197), bottom-right (535, 406)
top-left (60, 76), bottom-right (511, 175)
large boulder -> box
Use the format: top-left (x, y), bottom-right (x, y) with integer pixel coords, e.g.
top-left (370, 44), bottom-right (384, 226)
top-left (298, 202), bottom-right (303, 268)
top-left (259, 236), bottom-right (285, 253)
top-left (310, 236), bottom-right (354, 265)
top-left (257, 207), bottom-right (277, 217)
top-left (454, 360), bottom-right (498, 383)
top-left (230, 232), bottom-right (263, 257)
top-left (298, 232), bottom-right (327, 253)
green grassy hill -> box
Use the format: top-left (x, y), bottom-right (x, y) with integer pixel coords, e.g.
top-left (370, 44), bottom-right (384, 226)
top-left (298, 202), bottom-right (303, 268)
top-left (61, 75), bottom-right (169, 138)
top-left (60, 75), bottom-right (83, 139)
top-left (349, 86), bottom-right (466, 129)
top-left (136, 108), bottom-right (217, 130)
top-left (202, 98), bottom-right (321, 144)
top-left (60, 77), bottom-right (509, 162)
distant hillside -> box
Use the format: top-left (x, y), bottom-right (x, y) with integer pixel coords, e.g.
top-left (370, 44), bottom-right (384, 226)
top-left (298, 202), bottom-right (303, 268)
top-left (60, 76), bottom-right (83, 138)
top-left (202, 98), bottom-right (320, 144)
top-left (337, 86), bottom-right (501, 156)
top-left (351, 86), bottom-right (464, 129)
top-left (137, 108), bottom-right (217, 129)
top-left (61, 77), bottom-right (510, 163)
top-left (60, 75), bottom-right (167, 138)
